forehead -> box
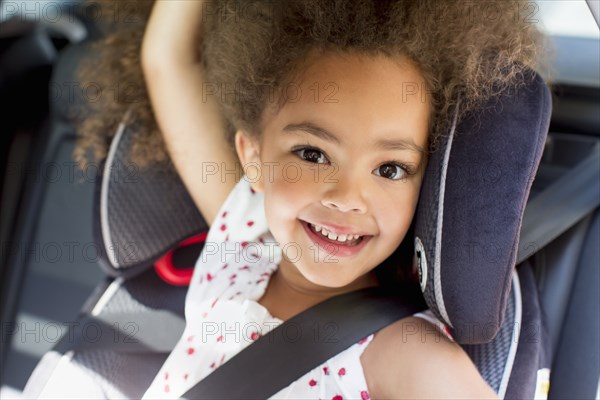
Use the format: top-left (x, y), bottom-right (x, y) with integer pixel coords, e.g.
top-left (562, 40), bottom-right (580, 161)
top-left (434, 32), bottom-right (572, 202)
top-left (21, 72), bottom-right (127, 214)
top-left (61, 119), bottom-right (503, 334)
top-left (262, 50), bottom-right (431, 148)
top-left (297, 50), bottom-right (426, 89)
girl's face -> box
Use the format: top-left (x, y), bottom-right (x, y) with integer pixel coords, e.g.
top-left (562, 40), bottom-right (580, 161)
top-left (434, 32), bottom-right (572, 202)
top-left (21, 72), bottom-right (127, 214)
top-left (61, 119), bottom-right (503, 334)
top-left (237, 51), bottom-right (430, 289)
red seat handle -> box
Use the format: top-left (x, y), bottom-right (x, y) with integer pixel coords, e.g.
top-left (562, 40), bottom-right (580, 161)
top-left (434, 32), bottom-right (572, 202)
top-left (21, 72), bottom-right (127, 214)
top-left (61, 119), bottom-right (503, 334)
top-left (154, 232), bottom-right (207, 286)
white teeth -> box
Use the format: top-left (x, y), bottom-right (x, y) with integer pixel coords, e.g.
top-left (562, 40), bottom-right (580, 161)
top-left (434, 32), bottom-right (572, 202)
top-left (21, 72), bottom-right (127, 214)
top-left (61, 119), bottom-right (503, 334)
top-left (309, 223), bottom-right (362, 243)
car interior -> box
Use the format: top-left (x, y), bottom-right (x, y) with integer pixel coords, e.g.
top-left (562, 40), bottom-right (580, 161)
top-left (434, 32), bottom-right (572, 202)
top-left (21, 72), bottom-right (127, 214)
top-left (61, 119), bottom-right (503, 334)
top-left (1, 1), bottom-right (599, 399)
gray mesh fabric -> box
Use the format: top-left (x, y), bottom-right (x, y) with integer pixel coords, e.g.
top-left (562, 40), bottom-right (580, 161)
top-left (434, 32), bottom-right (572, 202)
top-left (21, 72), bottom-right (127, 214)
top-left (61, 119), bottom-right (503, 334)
top-left (24, 268), bottom-right (188, 398)
top-left (99, 122), bottom-right (207, 277)
top-left (71, 350), bottom-right (170, 399)
top-left (100, 266), bottom-right (187, 315)
top-left (463, 271), bottom-right (518, 394)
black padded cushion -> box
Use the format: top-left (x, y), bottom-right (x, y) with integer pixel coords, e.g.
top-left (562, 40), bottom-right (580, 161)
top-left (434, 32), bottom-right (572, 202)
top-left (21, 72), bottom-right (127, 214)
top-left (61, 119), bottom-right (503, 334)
top-left (94, 120), bottom-right (207, 278)
top-left (414, 69), bottom-right (552, 344)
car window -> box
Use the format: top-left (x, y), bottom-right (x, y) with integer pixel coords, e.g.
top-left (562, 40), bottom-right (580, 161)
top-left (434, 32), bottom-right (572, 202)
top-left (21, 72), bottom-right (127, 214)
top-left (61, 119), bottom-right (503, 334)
top-left (534, 0), bottom-right (600, 87)
top-left (536, 0), bottom-right (599, 39)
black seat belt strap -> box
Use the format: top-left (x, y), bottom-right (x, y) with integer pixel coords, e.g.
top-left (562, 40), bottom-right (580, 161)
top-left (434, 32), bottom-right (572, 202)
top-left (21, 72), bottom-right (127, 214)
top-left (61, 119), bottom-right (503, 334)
top-left (518, 144), bottom-right (600, 263)
top-left (181, 286), bottom-right (424, 399)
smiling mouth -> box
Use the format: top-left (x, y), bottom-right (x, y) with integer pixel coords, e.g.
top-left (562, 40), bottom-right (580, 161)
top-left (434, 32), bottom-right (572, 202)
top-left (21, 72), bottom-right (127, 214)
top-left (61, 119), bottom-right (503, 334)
top-left (305, 222), bottom-right (365, 246)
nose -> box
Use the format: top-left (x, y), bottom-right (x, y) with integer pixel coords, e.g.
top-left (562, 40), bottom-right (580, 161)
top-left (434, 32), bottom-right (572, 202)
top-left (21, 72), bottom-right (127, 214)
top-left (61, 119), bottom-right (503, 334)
top-left (320, 175), bottom-right (368, 214)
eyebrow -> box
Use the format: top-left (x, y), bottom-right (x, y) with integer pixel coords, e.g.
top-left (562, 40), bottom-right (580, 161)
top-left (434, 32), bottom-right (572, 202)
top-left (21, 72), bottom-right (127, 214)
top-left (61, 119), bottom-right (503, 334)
top-left (282, 122), bottom-right (427, 154)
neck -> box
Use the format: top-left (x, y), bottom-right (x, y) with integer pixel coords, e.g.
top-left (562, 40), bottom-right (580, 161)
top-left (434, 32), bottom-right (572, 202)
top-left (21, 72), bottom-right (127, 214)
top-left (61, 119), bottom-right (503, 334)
top-left (258, 257), bottom-right (380, 321)
top-left (274, 256), bottom-right (380, 303)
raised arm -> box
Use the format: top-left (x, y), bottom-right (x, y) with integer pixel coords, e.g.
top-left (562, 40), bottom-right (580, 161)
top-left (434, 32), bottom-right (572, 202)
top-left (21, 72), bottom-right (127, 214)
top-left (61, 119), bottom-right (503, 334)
top-left (141, 0), bottom-right (240, 225)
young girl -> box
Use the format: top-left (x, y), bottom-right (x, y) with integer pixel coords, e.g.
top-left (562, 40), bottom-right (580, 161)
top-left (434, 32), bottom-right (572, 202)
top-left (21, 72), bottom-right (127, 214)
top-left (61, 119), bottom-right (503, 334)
top-left (73, 0), bottom-right (544, 398)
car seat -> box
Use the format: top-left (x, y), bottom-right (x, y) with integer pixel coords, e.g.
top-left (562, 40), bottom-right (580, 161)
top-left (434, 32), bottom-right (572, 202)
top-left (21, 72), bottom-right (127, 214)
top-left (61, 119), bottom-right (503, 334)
top-left (19, 39), bottom-right (600, 400)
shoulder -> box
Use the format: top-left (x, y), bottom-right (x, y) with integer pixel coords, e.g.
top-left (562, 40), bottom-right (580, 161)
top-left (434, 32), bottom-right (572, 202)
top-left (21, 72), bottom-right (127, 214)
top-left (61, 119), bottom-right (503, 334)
top-left (361, 317), bottom-right (499, 399)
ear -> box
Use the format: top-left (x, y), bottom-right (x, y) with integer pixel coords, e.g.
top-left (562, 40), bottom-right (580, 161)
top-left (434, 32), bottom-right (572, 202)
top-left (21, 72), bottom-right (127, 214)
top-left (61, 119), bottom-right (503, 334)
top-left (234, 130), bottom-right (265, 192)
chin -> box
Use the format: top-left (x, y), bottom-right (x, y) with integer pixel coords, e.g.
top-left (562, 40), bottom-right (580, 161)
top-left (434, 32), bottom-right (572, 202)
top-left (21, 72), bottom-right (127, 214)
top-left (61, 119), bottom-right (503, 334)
top-left (296, 259), bottom-right (360, 289)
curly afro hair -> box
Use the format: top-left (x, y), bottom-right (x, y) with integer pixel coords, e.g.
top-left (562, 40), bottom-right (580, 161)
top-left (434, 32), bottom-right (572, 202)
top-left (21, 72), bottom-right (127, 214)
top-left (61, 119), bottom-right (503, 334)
top-left (73, 0), bottom-right (549, 168)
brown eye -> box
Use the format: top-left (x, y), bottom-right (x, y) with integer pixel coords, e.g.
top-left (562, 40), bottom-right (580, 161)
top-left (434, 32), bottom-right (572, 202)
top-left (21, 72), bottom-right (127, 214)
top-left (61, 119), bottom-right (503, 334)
top-left (295, 148), bottom-right (328, 164)
top-left (373, 163), bottom-right (406, 180)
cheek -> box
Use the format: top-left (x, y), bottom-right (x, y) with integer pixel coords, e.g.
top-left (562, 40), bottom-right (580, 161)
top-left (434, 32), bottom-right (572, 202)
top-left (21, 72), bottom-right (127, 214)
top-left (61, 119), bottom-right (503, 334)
top-left (376, 186), bottom-right (420, 244)
top-left (262, 167), bottom-right (312, 239)
top-left (380, 206), bottom-right (408, 239)
top-left (262, 156), bottom-right (321, 208)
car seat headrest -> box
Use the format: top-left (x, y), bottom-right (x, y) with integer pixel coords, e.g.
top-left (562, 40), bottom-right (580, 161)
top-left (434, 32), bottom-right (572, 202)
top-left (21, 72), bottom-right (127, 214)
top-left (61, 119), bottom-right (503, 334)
top-left (414, 69), bottom-right (551, 344)
top-left (94, 120), bottom-right (207, 278)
